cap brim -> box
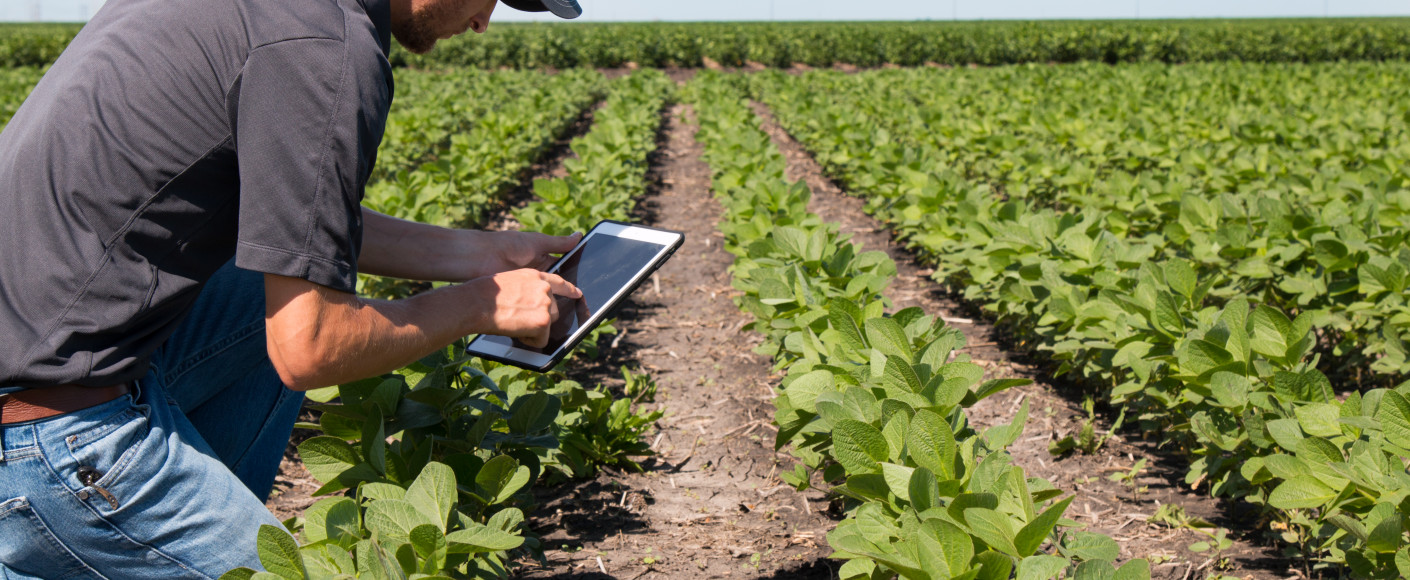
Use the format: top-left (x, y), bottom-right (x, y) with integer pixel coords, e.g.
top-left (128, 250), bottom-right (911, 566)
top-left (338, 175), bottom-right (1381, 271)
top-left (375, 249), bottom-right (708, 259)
top-left (541, 0), bottom-right (582, 19)
top-left (500, 0), bottom-right (581, 19)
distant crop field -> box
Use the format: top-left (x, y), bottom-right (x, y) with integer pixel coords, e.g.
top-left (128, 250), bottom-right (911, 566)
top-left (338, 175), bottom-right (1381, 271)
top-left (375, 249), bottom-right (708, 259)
top-left (5, 19), bottom-right (1410, 69)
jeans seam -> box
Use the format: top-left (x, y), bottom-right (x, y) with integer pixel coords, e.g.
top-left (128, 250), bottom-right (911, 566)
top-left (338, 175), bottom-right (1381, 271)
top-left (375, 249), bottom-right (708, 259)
top-left (37, 450), bottom-right (213, 580)
top-left (6, 498), bottom-right (112, 580)
top-left (162, 319), bottom-right (264, 388)
top-left (65, 408), bottom-right (142, 449)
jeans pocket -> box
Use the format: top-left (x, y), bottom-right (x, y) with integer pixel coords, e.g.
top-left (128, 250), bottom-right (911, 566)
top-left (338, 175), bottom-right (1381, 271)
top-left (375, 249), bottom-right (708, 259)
top-left (0, 498), bottom-right (101, 580)
top-left (62, 405), bottom-right (151, 508)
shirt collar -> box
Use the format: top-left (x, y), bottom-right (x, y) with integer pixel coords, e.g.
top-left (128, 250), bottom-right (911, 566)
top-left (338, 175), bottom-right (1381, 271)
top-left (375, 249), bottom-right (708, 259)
top-left (360, 0), bottom-right (393, 56)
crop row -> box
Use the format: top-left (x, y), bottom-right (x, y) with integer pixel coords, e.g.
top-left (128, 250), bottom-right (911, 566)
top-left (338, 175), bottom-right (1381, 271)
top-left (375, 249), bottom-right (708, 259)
top-left (755, 65), bottom-right (1410, 576)
top-left (9, 19), bottom-right (1410, 70)
top-left (362, 68), bottom-right (605, 231)
top-left (358, 68), bottom-right (606, 300)
top-left (685, 70), bottom-right (1149, 580)
top-left (223, 70), bottom-right (674, 579)
top-left (0, 66), bottom-right (43, 130)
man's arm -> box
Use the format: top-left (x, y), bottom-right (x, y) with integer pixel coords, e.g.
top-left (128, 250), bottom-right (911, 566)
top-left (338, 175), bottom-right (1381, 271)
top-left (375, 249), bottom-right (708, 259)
top-left (264, 269), bottom-right (580, 391)
top-left (358, 208), bottom-right (580, 282)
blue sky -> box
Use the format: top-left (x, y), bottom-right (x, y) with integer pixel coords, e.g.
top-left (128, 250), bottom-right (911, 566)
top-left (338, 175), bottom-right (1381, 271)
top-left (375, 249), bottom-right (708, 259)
top-left (5, 0), bottom-right (1410, 23)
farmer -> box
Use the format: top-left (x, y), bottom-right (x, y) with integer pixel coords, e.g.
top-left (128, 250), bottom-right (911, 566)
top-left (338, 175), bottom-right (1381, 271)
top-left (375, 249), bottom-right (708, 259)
top-left (0, 0), bottom-right (585, 576)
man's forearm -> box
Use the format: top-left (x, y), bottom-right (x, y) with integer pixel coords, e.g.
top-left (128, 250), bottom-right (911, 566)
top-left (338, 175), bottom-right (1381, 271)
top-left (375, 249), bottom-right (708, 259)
top-left (264, 273), bottom-right (489, 390)
top-left (358, 208), bottom-right (483, 282)
top-left (265, 266), bottom-right (579, 391)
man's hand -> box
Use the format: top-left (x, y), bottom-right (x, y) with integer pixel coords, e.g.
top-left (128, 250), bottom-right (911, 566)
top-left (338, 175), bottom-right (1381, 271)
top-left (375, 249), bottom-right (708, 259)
top-left (466, 268), bottom-right (583, 348)
top-left (488, 231), bottom-right (583, 274)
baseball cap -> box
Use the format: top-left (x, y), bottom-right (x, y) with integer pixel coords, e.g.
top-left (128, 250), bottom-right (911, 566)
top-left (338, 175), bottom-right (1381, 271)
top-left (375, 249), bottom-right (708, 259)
top-left (499, 0), bottom-right (582, 19)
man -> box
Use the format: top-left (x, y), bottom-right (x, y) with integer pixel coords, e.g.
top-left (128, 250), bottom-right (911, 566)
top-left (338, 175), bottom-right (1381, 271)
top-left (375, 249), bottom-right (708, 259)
top-left (0, 0), bottom-right (584, 576)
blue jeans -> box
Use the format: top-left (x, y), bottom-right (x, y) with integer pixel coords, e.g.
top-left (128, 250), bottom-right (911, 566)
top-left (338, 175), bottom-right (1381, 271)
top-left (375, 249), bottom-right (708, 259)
top-left (0, 262), bottom-right (304, 579)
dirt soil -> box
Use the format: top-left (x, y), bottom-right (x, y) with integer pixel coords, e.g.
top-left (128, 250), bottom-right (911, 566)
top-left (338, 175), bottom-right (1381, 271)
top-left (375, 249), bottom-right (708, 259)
top-left (514, 103), bottom-right (839, 579)
top-left (749, 101), bottom-right (1299, 579)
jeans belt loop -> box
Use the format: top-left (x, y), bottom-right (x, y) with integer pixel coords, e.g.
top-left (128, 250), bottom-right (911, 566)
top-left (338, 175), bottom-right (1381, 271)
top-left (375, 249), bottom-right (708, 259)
top-left (0, 394), bottom-right (7, 462)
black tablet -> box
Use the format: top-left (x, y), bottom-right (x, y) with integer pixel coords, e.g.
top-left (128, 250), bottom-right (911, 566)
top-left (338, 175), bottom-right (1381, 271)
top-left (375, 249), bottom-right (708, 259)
top-left (465, 220), bottom-right (684, 372)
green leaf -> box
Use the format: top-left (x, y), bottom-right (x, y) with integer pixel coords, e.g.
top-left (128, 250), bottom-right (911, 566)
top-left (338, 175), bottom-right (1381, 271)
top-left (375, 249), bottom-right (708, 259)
top-left (219, 569), bottom-right (258, 580)
top-left (1368, 516), bottom-right (1403, 554)
top-left (1294, 403), bottom-right (1342, 438)
top-left (256, 525), bottom-right (307, 580)
top-left (405, 462), bottom-right (457, 529)
top-left (1295, 437), bottom-right (1344, 464)
top-left (785, 370), bottom-right (835, 414)
top-left (1249, 305), bottom-right (1292, 361)
top-left (833, 419), bottom-right (890, 475)
top-left (445, 522), bottom-right (524, 553)
top-left (1016, 555), bottom-right (1069, 580)
top-left (880, 463), bottom-right (915, 502)
top-left (409, 524), bottom-right (448, 573)
top-left (918, 518), bottom-right (974, 577)
top-left (1073, 560), bottom-right (1116, 580)
top-left (964, 508), bottom-right (1019, 557)
top-left (1265, 418), bottom-right (1306, 451)
top-left (974, 551), bottom-right (1014, 580)
top-left (906, 410), bottom-right (956, 479)
top-left (1151, 292), bottom-right (1185, 337)
top-left (866, 317), bottom-right (913, 362)
top-left (1177, 339), bottom-right (1232, 376)
top-left (507, 391), bottom-right (560, 434)
top-left (984, 399), bottom-right (1029, 449)
top-left (1062, 531), bottom-right (1120, 560)
top-left (366, 499), bottom-right (436, 547)
top-left (883, 357), bottom-right (924, 394)
top-left (1115, 559), bottom-right (1151, 580)
top-left (1268, 475), bottom-right (1337, 510)
top-left (1165, 259), bottom-right (1196, 300)
top-left (1015, 496), bottom-right (1073, 555)
top-left (299, 437), bottom-right (363, 485)
top-left (908, 467), bottom-right (941, 512)
top-left (304, 497), bottom-right (360, 546)
top-left (475, 455), bottom-right (525, 505)
top-left (1376, 391), bottom-right (1410, 450)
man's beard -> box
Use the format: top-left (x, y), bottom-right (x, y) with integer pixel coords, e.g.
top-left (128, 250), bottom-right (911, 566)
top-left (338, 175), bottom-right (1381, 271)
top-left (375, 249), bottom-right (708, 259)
top-left (392, 0), bottom-right (457, 55)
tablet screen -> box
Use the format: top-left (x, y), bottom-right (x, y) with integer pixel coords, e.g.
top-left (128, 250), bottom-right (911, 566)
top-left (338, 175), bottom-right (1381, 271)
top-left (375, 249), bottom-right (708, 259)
top-left (509, 233), bottom-right (665, 354)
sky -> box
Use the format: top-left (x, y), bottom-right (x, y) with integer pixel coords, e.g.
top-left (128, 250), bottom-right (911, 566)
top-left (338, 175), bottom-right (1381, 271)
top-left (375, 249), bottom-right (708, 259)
top-left (4, 0), bottom-right (1410, 23)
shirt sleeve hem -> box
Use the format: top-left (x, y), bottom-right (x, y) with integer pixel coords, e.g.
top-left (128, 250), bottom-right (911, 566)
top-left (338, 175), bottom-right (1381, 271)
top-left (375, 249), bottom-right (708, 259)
top-left (235, 241), bottom-right (358, 293)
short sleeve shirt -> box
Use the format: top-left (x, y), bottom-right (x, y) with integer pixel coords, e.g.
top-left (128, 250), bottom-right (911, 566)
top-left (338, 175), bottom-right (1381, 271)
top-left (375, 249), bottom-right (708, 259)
top-left (0, 0), bottom-right (394, 390)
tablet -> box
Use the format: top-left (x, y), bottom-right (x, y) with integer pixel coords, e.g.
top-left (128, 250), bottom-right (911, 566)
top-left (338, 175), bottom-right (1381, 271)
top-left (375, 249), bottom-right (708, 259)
top-left (465, 220), bottom-right (684, 372)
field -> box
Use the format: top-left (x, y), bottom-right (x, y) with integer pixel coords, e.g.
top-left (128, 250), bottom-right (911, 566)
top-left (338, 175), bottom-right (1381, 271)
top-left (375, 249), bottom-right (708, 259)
top-left (5, 19), bottom-right (1410, 580)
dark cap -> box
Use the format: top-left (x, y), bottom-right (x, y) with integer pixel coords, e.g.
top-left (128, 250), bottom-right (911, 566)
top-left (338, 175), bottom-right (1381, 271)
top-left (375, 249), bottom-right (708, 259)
top-left (500, 0), bottom-right (582, 19)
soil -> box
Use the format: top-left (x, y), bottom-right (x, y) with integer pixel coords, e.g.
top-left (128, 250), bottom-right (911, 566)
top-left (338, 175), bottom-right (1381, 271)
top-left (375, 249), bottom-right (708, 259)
top-left (514, 103), bottom-right (839, 579)
top-left (261, 73), bottom-right (1314, 580)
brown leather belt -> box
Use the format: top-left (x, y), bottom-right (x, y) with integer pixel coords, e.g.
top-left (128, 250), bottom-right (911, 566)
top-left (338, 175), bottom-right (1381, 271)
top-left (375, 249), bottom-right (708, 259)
top-left (0, 383), bottom-right (133, 424)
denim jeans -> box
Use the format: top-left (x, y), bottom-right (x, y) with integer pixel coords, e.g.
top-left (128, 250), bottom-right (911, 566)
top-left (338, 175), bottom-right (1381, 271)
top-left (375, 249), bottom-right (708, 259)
top-left (0, 261), bottom-right (305, 579)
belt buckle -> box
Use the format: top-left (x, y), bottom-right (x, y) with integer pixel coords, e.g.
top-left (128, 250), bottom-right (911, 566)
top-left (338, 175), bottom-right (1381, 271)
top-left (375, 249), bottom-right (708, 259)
top-left (0, 393), bottom-right (8, 424)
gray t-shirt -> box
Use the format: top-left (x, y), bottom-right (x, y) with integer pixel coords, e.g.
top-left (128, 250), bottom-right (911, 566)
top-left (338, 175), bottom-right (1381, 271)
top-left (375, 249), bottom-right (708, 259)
top-left (0, 0), bottom-right (394, 390)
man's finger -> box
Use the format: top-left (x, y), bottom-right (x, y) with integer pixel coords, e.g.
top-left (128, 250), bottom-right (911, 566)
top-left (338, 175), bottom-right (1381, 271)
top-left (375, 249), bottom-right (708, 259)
top-left (529, 231), bottom-right (582, 254)
top-left (542, 273), bottom-right (582, 299)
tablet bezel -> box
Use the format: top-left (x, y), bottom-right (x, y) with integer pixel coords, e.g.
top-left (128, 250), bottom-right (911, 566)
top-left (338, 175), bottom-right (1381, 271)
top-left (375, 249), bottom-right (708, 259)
top-left (464, 220), bottom-right (684, 372)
